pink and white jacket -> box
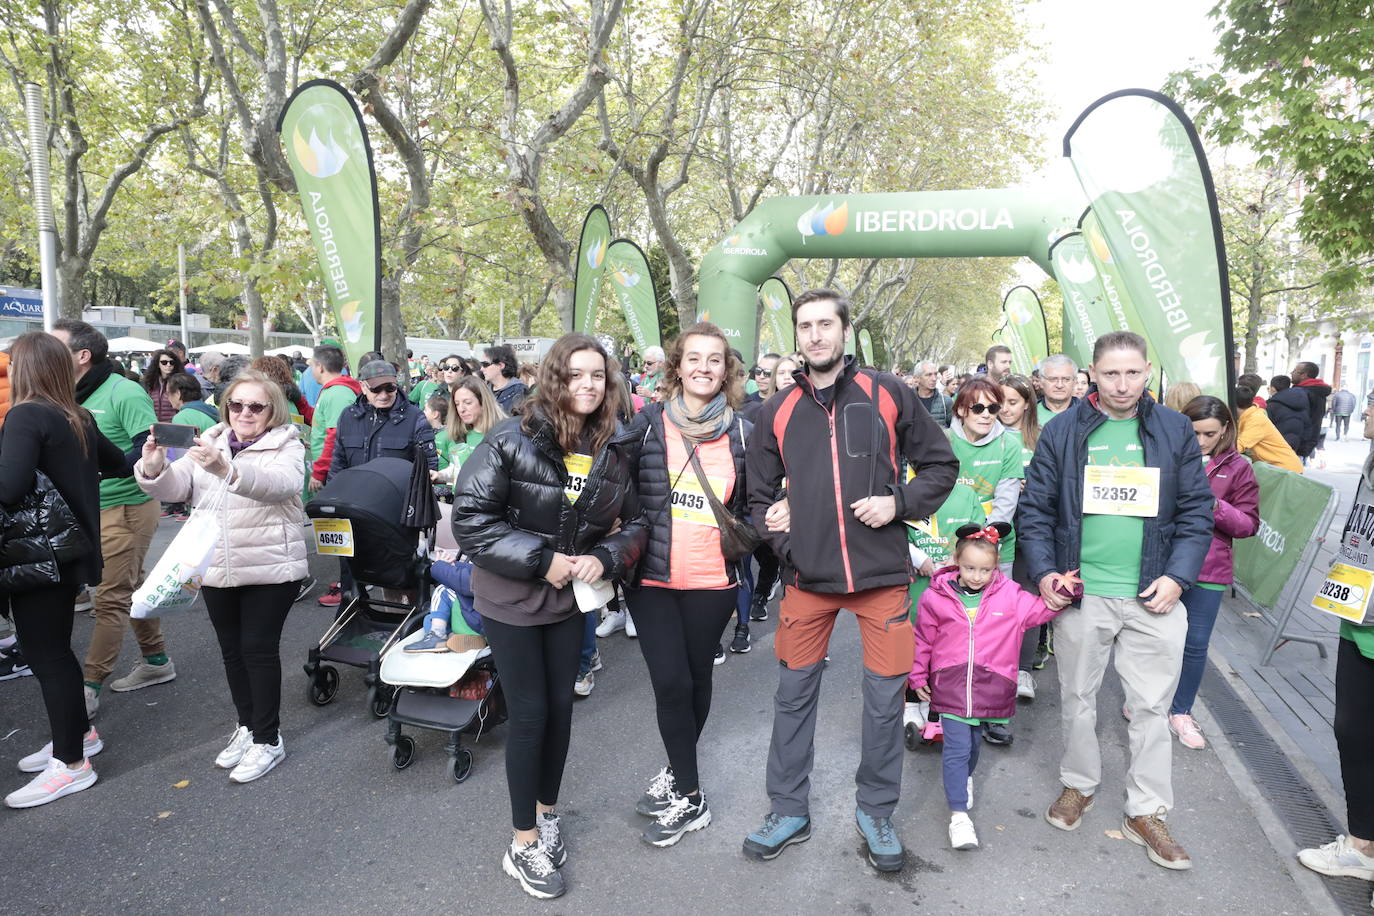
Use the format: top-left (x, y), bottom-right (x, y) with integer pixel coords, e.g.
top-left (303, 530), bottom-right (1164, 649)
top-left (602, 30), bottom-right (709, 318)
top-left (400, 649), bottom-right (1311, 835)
top-left (910, 566), bottom-right (1060, 719)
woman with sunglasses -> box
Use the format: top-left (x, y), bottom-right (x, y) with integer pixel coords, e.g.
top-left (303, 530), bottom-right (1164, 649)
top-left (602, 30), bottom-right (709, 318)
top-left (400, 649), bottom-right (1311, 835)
top-left (945, 376), bottom-right (1025, 746)
top-left (453, 333), bottom-right (644, 900)
top-left (135, 370), bottom-right (307, 783)
top-left (140, 349), bottom-right (185, 423)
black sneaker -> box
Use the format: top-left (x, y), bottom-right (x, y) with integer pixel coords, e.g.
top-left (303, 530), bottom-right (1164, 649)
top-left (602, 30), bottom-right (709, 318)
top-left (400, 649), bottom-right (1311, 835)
top-left (1032, 644), bottom-right (1050, 670)
top-left (0, 644), bottom-right (32, 681)
top-left (983, 722), bottom-right (1013, 746)
top-left (730, 626), bottom-right (751, 654)
top-left (643, 793), bottom-right (711, 847)
top-left (295, 576), bottom-right (317, 603)
top-left (502, 840), bottom-right (565, 899)
top-left (714, 644), bottom-right (726, 666)
top-left (536, 811), bottom-right (566, 867)
top-left (749, 599), bottom-right (768, 621)
top-left (636, 766), bottom-right (676, 817)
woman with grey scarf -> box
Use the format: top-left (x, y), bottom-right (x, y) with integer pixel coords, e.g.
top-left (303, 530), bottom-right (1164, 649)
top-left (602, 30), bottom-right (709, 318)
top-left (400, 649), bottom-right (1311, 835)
top-left (625, 322), bottom-right (753, 848)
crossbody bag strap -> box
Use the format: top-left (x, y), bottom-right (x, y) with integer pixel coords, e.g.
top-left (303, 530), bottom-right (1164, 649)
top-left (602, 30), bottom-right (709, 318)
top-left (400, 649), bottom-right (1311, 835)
top-left (688, 447), bottom-right (731, 524)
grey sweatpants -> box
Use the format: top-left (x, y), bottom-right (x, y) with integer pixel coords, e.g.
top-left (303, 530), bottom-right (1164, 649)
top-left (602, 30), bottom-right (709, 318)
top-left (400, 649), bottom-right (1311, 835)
top-left (766, 659), bottom-right (907, 818)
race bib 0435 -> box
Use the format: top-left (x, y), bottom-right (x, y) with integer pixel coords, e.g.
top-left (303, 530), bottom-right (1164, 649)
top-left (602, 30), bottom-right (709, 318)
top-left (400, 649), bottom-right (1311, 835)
top-left (1082, 465), bottom-right (1160, 517)
top-left (671, 473), bottom-right (725, 527)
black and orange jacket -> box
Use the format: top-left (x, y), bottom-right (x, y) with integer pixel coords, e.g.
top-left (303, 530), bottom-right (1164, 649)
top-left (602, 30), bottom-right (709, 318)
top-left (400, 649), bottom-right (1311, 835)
top-left (746, 356), bottom-right (958, 595)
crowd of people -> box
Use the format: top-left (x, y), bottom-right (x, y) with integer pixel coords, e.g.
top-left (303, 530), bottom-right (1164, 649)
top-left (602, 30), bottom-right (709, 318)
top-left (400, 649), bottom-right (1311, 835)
top-left (0, 303), bottom-right (1370, 907)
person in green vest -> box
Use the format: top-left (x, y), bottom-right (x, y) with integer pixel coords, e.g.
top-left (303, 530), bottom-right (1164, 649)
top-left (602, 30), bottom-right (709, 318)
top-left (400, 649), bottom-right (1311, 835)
top-left (52, 320), bottom-right (174, 719)
top-left (945, 375), bottom-right (1025, 746)
top-left (433, 375), bottom-right (505, 486)
top-left (307, 344), bottom-right (363, 608)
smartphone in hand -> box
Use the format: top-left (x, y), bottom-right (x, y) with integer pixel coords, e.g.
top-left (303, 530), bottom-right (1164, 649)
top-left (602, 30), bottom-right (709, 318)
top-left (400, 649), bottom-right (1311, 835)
top-left (152, 423), bottom-right (198, 449)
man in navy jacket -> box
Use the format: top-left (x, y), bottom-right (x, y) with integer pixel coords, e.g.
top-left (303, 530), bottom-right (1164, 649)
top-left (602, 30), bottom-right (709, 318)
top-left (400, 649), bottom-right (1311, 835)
top-left (1019, 331), bottom-right (1212, 871)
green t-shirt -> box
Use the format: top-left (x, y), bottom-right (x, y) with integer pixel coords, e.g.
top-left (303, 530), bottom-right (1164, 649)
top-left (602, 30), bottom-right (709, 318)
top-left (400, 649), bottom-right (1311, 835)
top-left (171, 404), bottom-right (217, 434)
top-left (409, 378), bottom-right (441, 406)
top-left (310, 381), bottom-right (359, 462)
top-left (907, 483), bottom-right (986, 609)
top-left (1080, 417), bottom-right (1146, 598)
top-left (433, 428), bottom-right (452, 471)
top-left (451, 429), bottom-right (483, 472)
top-left (947, 427), bottom-right (1024, 561)
top-left (1037, 401), bottom-right (1071, 427)
top-left (82, 372), bottom-right (156, 509)
top-left (1342, 622), bottom-right (1374, 660)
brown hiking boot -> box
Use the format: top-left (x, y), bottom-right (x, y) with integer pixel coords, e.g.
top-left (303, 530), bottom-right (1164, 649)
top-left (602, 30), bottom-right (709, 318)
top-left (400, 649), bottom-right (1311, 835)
top-left (1045, 786), bottom-right (1094, 831)
top-left (1123, 810), bottom-right (1193, 870)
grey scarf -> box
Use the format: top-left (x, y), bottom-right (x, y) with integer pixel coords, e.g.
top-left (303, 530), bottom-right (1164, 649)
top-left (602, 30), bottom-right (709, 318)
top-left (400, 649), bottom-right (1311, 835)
top-left (665, 393), bottom-right (732, 443)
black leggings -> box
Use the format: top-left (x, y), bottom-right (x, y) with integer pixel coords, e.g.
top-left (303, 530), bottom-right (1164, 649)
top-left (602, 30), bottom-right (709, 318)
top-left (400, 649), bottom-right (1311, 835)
top-left (629, 586), bottom-right (738, 795)
top-left (10, 578), bottom-right (84, 764)
top-left (203, 581), bottom-right (299, 745)
top-left (754, 545), bottom-right (780, 605)
top-left (481, 612), bottom-right (584, 831)
top-left (1336, 637), bottom-right (1374, 838)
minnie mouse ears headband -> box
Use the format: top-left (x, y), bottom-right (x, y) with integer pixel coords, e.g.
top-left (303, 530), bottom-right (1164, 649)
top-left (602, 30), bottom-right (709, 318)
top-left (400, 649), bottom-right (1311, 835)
top-left (955, 522), bottom-right (1012, 545)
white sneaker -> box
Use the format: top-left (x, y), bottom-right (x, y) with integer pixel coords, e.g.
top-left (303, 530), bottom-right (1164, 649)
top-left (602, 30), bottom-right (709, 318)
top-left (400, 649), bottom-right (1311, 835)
top-left (595, 609), bottom-right (626, 637)
top-left (5, 757), bottom-right (97, 808)
top-left (1298, 834), bottom-right (1374, 880)
top-left (214, 725), bottom-right (254, 769)
top-left (625, 611), bottom-right (637, 638)
top-left (902, 702), bottom-right (925, 729)
top-left (949, 812), bottom-right (978, 850)
top-left (574, 671), bottom-right (594, 697)
top-left (229, 737), bottom-right (285, 783)
top-left (966, 776), bottom-right (974, 811)
top-left (109, 659), bottom-right (176, 692)
top-left (1017, 670), bottom-right (1036, 700)
top-left (19, 728), bottom-right (103, 773)
top-left (84, 685), bottom-right (99, 720)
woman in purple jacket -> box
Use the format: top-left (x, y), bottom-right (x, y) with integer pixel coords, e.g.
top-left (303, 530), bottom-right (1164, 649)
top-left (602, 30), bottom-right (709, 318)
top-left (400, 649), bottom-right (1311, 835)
top-left (1170, 396), bottom-right (1260, 750)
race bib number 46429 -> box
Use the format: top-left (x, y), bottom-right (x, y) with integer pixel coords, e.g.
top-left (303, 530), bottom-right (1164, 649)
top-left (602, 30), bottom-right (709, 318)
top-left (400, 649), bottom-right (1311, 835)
top-left (1082, 465), bottom-right (1160, 517)
top-left (312, 518), bottom-right (355, 557)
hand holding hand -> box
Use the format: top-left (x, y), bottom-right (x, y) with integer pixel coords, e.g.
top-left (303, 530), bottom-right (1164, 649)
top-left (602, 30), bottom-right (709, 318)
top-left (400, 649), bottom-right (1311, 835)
top-left (569, 555), bottom-right (605, 584)
top-left (850, 494), bottom-right (897, 528)
top-left (765, 498), bottom-right (790, 533)
top-left (1039, 573), bottom-right (1071, 611)
top-left (1139, 575), bottom-right (1183, 614)
top-left (917, 558), bottom-right (936, 578)
top-left (544, 552), bottom-right (575, 588)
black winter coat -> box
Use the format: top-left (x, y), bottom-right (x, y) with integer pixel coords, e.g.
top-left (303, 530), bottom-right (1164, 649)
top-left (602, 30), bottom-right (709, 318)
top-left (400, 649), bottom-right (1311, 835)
top-left (452, 411), bottom-right (646, 584)
top-left (1266, 387), bottom-right (1310, 456)
top-left (329, 394), bottom-right (437, 480)
top-left (629, 404), bottom-right (750, 586)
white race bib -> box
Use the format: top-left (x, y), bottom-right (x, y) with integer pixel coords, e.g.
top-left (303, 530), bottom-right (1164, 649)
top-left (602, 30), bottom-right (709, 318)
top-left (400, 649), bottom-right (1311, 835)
top-left (670, 472), bottom-right (726, 527)
top-left (1082, 465), bottom-right (1160, 517)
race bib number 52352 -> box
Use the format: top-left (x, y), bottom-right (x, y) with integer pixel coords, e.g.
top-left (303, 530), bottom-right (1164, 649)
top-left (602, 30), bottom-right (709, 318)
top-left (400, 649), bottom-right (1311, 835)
top-left (1082, 465), bottom-right (1159, 517)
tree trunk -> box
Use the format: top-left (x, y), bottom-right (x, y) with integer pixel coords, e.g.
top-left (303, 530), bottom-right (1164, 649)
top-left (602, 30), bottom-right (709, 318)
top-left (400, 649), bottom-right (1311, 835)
top-left (1243, 281), bottom-right (1263, 375)
top-left (57, 257), bottom-right (85, 318)
top-left (380, 269), bottom-right (407, 364)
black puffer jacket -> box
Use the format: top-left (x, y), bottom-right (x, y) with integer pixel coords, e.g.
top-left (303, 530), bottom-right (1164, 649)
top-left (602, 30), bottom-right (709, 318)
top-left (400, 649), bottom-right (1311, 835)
top-left (452, 411), bottom-right (646, 583)
top-left (629, 404), bottom-right (750, 586)
top-left (1266, 387), bottom-right (1309, 455)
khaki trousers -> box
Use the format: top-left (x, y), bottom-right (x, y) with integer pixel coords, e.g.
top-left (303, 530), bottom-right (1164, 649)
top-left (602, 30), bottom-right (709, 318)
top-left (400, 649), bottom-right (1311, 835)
top-left (1055, 594), bottom-right (1186, 816)
top-left (84, 500), bottom-right (164, 683)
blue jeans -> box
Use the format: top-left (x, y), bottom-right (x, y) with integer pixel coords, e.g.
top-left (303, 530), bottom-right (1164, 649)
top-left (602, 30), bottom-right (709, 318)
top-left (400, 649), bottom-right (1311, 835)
top-left (578, 611), bottom-right (597, 676)
top-left (734, 558), bottom-right (755, 627)
top-left (941, 717), bottom-right (982, 811)
top-left (1169, 585), bottom-right (1225, 716)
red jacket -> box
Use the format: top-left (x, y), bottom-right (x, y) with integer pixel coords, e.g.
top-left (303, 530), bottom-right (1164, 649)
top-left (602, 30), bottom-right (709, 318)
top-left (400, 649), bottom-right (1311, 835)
top-left (1196, 448), bottom-right (1260, 585)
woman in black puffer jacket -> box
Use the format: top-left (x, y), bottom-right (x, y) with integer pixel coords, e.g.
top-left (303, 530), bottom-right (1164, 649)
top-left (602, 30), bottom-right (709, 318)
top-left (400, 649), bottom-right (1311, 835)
top-left (452, 333), bottom-right (646, 901)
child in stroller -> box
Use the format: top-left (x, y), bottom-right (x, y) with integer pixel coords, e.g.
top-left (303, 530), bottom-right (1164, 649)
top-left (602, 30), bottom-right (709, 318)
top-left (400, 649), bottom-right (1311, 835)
top-left (405, 551), bottom-right (487, 654)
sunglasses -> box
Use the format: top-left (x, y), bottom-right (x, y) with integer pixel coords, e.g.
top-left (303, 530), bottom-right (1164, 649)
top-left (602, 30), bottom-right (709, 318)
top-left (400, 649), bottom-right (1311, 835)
top-left (442, 363), bottom-right (462, 371)
top-left (227, 399), bottom-right (268, 416)
top-left (367, 382), bottom-right (398, 394)
top-left (159, 359), bottom-right (176, 366)
top-left (480, 361), bottom-right (492, 368)
top-left (753, 368), bottom-right (770, 376)
top-left (964, 402), bottom-right (1000, 415)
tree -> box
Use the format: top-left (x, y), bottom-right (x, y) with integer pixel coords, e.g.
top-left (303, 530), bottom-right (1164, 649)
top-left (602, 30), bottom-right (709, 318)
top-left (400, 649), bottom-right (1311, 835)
top-left (1170, 0), bottom-right (1374, 287)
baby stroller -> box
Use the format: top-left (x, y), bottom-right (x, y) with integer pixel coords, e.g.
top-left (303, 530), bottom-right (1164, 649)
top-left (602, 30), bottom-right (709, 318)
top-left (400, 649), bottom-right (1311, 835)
top-left (304, 457), bottom-right (430, 718)
top-left (377, 595), bottom-right (507, 782)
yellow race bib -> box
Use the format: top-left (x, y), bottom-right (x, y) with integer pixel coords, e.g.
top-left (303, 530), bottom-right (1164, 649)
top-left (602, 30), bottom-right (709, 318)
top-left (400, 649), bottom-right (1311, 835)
top-left (1312, 563), bottom-right (1374, 623)
top-left (671, 472), bottom-right (726, 527)
top-left (564, 453), bottom-right (592, 504)
top-left (311, 518), bottom-right (355, 557)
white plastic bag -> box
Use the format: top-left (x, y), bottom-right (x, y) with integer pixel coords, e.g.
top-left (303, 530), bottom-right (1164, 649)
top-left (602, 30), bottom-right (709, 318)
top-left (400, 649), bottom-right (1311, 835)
top-left (131, 479), bottom-right (227, 619)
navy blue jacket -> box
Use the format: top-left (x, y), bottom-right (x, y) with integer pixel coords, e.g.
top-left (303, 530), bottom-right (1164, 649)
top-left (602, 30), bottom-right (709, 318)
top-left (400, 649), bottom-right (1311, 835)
top-left (1018, 393), bottom-right (1213, 595)
top-left (329, 394), bottom-right (438, 481)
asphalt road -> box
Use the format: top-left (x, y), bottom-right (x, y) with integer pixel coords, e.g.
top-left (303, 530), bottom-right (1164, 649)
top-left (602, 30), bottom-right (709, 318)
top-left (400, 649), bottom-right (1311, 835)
top-left (1, 530), bottom-right (1323, 915)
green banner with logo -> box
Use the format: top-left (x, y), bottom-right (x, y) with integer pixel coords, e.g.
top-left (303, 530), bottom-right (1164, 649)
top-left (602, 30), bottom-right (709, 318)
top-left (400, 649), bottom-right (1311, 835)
top-left (277, 80), bottom-right (380, 372)
top-left (604, 239), bottom-right (660, 352)
top-left (858, 328), bottom-right (874, 366)
top-left (1050, 232), bottom-right (1115, 369)
top-left (756, 277), bottom-right (793, 359)
top-left (698, 186), bottom-right (1085, 363)
top-left (1064, 90), bottom-right (1235, 401)
top-left (1000, 285), bottom-right (1048, 375)
top-left (1232, 460), bottom-right (1334, 608)
top-left (573, 205), bottom-right (611, 335)
top-left (1080, 210), bottom-right (1161, 391)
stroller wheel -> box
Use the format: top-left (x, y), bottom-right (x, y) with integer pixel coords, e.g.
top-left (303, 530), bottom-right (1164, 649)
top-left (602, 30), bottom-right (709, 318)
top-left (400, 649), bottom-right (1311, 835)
top-left (448, 748), bottom-right (473, 784)
top-left (391, 735), bottom-right (416, 770)
top-left (904, 722), bottom-right (920, 752)
top-left (308, 666), bottom-right (340, 706)
top-left (369, 685), bottom-right (396, 718)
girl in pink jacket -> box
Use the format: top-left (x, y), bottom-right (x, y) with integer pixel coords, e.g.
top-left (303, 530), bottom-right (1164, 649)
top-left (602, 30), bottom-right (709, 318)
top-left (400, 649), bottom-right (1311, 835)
top-left (910, 523), bottom-right (1064, 851)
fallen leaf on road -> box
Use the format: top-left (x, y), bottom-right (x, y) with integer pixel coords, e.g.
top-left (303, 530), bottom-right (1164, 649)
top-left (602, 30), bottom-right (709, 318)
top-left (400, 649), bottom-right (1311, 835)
top-left (172, 780), bottom-right (189, 789)
top-left (157, 811), bottom-right (172, 819)
top-left (1104, 829), bottom-right (1124, 840)
top-left (995, 825), bottom-right (1005, 831)
top-left (1244, 612), bottom-right (1262, 618)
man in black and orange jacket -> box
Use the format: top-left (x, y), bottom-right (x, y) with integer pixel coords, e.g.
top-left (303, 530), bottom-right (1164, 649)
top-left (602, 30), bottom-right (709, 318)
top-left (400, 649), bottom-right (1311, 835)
top-left (742, 289), bottom-right (957, 872)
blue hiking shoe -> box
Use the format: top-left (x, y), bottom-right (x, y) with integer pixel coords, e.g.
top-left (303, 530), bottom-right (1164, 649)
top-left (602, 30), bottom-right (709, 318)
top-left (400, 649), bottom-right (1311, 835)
top-left (855, 807), bottom-right (904, 872)
top-left (742, 812), bottom-right (811, 860)
top-left (404, 631), bottom-right (451, 653)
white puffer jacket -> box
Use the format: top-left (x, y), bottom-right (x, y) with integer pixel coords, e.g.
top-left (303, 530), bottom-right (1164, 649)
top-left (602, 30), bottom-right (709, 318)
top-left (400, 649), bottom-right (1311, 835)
top-left (136, 422), bottom-right (308, 587)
